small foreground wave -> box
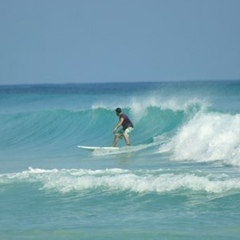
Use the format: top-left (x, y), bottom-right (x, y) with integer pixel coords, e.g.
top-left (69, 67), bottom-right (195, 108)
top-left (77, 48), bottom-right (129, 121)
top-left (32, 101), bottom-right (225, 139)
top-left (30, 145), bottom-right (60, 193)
top-left (1, 167), bottom-right (240, 195)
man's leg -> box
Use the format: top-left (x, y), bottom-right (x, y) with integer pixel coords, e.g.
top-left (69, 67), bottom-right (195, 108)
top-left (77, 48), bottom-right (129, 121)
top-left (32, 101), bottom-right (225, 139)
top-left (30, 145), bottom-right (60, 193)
top-left (113, 135), bottom-right (120, 147)
top-left (123, 132), bottom-right (131, 146)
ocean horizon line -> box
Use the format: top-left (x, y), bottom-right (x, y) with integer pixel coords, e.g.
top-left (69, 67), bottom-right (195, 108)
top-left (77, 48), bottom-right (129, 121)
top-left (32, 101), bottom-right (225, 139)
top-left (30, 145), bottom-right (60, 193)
top-left (0, 79), bottom-right (239, 87)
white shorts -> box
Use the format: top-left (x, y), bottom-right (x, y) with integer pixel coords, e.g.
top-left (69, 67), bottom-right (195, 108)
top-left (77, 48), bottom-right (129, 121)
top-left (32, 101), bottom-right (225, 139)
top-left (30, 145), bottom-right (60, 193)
top-left (116, 127), bottom-right (134, 137)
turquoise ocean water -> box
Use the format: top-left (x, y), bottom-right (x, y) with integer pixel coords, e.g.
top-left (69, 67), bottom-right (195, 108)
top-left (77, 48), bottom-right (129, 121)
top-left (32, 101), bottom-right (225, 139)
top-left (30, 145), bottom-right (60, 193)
top-left (0, 81), bottom-right (240, 239)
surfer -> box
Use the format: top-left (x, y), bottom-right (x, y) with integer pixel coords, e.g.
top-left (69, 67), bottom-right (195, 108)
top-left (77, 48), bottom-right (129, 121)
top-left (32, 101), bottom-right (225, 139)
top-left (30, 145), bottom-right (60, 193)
top-left (113, 107), bottom-right (134, 147)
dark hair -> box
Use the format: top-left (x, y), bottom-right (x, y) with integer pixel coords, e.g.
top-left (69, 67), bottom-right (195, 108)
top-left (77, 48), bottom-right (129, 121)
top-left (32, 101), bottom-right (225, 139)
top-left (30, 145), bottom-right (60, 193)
top-left (115, 108), bottom-right (122, 114)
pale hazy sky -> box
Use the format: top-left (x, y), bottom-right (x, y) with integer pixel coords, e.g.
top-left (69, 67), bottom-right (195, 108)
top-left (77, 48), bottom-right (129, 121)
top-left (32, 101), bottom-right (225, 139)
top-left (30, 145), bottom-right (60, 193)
top-left (0, 0), bottom-right (240, 85)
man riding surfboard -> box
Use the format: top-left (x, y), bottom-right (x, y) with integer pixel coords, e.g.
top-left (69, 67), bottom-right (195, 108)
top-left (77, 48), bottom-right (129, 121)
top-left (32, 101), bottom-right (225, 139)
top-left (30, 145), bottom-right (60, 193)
top-left (113, 108), bottom-right (134, 147)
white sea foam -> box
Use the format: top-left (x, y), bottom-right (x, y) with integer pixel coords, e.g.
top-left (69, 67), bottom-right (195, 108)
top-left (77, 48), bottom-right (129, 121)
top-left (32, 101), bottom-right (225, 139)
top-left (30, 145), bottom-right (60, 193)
top-left (159, 112), bottom-right (240, 165)
top-left (1, 168), bottom-right (240, 195)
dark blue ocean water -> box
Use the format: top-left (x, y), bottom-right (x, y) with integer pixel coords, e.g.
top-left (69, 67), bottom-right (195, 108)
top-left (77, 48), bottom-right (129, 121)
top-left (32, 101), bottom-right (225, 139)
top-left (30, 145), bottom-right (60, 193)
top-left (0, 81), bottom-right (240, 239)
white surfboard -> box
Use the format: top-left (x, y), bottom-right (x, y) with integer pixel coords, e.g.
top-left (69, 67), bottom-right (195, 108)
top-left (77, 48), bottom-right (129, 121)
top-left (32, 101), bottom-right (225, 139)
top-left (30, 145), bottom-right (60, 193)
top-left (77, 145), bottom-right (119, 151)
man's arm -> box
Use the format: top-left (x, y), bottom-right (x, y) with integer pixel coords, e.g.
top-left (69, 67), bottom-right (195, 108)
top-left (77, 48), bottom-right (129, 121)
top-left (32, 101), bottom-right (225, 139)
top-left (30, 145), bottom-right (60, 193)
top-left (113, 117), bottom-right (124, 133)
